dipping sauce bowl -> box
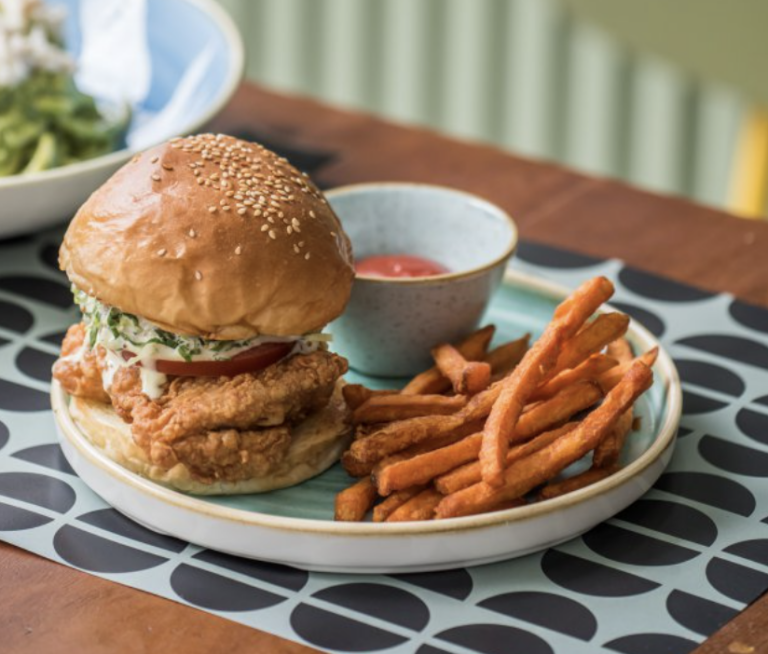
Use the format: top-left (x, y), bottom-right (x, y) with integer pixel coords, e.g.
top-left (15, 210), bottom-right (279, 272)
top-left (328, 183), bottom-right (518, 377)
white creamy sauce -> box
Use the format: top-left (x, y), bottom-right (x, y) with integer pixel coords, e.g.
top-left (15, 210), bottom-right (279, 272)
top-left (0, 0), bottom-right (74, 87)
top-left (102, 350), bottom-right (168, 400)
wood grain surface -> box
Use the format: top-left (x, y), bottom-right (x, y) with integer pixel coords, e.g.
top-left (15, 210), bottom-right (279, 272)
top-left (1, 82), bottom-right (766, 654)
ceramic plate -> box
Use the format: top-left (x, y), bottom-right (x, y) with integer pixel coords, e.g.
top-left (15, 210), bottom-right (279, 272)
top-left (53, 270), bottom-right (682, 573)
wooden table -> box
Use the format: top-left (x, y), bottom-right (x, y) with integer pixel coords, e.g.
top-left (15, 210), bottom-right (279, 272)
top-left (2, 82), bottom-right (767, 654)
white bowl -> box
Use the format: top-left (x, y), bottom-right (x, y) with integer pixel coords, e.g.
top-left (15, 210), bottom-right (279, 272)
top-left (0, 0), bottom-right (244, 239)
top-left (327, 183), bottom-right (518, 377)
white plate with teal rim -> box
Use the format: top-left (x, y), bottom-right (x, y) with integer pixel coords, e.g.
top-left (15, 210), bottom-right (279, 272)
top-left (53, 270), bottom-right (682, 574)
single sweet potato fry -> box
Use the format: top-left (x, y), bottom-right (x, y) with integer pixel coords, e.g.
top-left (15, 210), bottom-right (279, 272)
top-left (353, 393), bottom-right (467, 424)
top-left (401, 325), bottom-right (495, 395)
top-left (530, 353), bottom-right (617, 402)
top-left (342, 384), bottom-right (398, 411)
top-left (546, 312), bottom-right (630, 380)
top-left (592, 407), bottom-right (634, 468)
top-left (373, 486), bottom-right (425, 522)
top-left (598, 347), bottom-right (658, 392)
top-left (437, 360), bottom-right (652, 519)
top-left (386, 487), bottom-right (444, 522)
top-left (607, 337), bottom-right (634, 364)
top-left (432, 343), bottom-right (491, 395)
top-left (334, 477), bottom-right (377, 521)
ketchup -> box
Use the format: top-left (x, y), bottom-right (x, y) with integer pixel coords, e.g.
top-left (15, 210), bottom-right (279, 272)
top-left (356, 254), bottom-right (449, 278)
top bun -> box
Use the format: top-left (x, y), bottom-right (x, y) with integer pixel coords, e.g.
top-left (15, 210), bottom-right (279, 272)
top-left (60, 134), bottom-right (355, 340)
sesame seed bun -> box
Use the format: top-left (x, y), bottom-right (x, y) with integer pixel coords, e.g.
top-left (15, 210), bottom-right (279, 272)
top-left (59, 134), bottom-right (355, 339)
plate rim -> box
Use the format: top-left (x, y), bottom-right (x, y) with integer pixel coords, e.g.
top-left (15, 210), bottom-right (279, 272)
top-left (0, 0), bottom-right (245, 191)
top-left (52, 269), bottom-right (682, 537)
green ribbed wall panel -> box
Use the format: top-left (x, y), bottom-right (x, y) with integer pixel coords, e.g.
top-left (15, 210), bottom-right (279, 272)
top-left (217, 0), bottom-right (744, 209)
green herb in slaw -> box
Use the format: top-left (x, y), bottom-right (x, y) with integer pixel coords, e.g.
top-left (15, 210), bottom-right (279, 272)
top-left (73, 286), bottom-right (331, 364)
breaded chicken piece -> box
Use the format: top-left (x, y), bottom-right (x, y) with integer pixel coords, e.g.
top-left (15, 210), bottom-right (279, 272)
top-left (53, 322), bottom-right (347, 482)
top-left (110, 350), bottom-right (346, 442)
top-left (110, 349), bottom-right (346, 480)
top-left (52, 323), bottom-right (110, 403)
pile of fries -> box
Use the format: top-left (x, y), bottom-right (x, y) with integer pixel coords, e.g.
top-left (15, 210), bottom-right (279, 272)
top-left (334, 276), bottom-right (658, 522)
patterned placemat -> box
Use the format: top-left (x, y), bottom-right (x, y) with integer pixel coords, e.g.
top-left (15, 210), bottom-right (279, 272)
top-left (1, 228), bottom-right (767, 654)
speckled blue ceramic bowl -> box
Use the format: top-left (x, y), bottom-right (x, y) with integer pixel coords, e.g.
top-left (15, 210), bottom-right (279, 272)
top-left (327, 183), bottom-right (518, 377)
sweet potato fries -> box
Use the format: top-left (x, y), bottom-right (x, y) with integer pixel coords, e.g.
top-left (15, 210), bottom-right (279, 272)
top-left (333, 276), bottom-right (659, 522)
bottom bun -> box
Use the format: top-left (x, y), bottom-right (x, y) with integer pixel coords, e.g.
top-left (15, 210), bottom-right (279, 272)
top-left (68, 381), bottom-right (352, 495)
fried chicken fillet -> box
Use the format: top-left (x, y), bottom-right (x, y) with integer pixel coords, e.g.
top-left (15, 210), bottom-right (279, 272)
top-left (53, 324), bottom-right (348, 484)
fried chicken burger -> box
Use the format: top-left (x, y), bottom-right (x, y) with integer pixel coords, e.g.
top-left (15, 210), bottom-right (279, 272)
top-left (52, 134), bottom-right (355, 494)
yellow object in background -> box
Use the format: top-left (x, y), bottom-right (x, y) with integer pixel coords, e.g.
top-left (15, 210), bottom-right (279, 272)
top-left (729, 111), bottom-right (768, 219)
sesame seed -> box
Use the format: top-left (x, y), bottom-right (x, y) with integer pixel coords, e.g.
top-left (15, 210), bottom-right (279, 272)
top-left (237, 207), bottom-right (247, 216)
top-left (151, 174), bottom-right (161, 182)
top-left (261, 224), bottom-right (269, 232)
top-left (208, 206), bottom-right (217, 213)
top-left (287, 226), bottom-right (293, 235)
top-left (268, 229), bottom-right (277, 239)
top-left (151, 156), bottom-right (159, 163)
top-left (195, 270), bottom-right (203, 281)
top-left (162, 163), bottom-right (174, 171)
top-left (189, 229), bottom-right (196, 238)
top-left (330, 231), bottom-right (336, 237)
top-left (235, 245), bottom-right (242, 255)
top-left (223, 205), bottom-right (231, 212)
top-left (305, 253), bottom-right (311, 260)
top-left (293, 244), bottom-right (300, 254)
top-left (309, 210), bottom-right (316, 218)
top-left (157, 248), bottom-right (167, 257)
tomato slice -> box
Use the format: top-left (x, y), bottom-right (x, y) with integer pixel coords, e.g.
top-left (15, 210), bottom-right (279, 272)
top-left (122, 341), bottom-right (295, 377)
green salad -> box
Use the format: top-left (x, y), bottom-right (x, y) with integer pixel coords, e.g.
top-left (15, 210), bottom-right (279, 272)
top-left (0, 0), bottom-right (130, 177)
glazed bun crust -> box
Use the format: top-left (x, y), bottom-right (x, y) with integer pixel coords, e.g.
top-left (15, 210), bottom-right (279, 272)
top-left (60, 134), bottom-right (354, 340)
